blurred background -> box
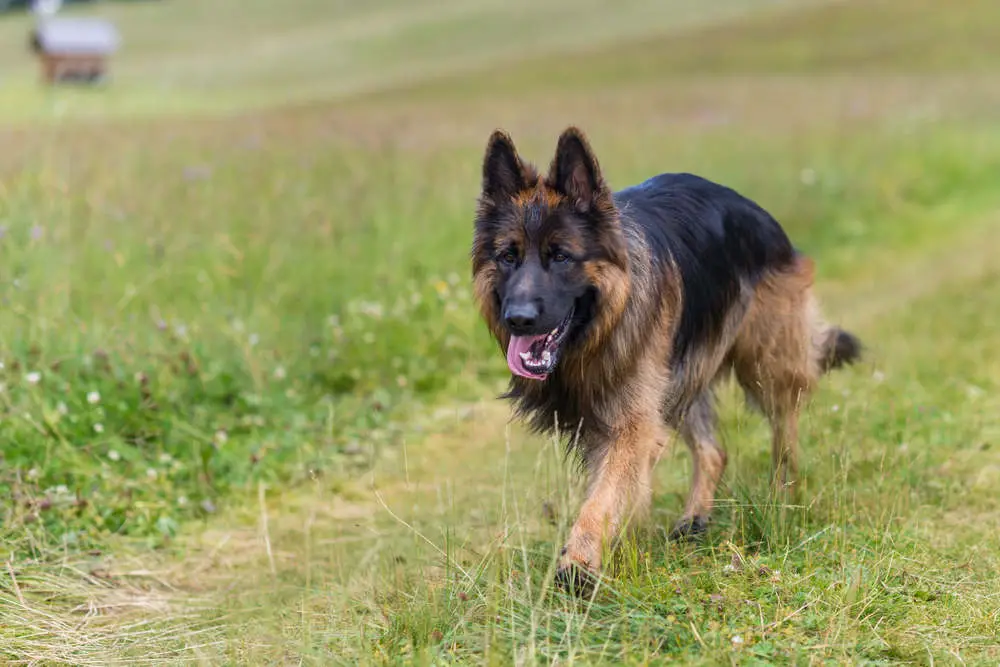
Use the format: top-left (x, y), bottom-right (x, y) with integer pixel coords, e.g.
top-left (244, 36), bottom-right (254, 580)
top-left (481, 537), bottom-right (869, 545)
top-left (2, 0), bottom-right (1000, 661)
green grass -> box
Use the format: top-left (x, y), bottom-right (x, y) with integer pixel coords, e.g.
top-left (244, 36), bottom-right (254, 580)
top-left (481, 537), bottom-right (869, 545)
top-left (2, 0), bottom-right (1000, 663)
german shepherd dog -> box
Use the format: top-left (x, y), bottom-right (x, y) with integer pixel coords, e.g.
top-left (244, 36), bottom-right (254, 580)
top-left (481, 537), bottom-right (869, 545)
top-left (471, 127), bottom-right (861, 585)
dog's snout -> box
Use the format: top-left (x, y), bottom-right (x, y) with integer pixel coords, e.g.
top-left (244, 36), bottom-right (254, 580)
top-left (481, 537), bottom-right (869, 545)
top-left (504, 303), bottom-right (540, 333)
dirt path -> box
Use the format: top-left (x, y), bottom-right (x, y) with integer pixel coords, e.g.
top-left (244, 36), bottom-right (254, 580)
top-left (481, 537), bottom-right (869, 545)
top-left (45, 399), bottom-right (567, 663)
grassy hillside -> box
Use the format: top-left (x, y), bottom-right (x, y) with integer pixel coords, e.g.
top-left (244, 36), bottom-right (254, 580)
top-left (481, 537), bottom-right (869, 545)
top-left (0, 0), bottom-right (821, 120)
top-left (1, 0), bottom-right (999, 663)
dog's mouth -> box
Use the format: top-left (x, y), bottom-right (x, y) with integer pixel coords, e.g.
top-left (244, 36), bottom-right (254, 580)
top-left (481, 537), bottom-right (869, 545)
top-left (506, 310), bottom-right (574, 381)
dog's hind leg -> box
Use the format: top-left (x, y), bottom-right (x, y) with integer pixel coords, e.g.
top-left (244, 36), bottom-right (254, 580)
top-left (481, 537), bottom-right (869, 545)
top-left (730, 256), bottom-right (840, 494)
top-left (669, 392), bottom-right (728, 540)
top-left (765, 389), bottom-right (805, 491)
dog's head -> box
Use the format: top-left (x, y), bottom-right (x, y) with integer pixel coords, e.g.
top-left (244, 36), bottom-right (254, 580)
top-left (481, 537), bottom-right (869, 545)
top-left (472, 127), bottom-right (630, 381)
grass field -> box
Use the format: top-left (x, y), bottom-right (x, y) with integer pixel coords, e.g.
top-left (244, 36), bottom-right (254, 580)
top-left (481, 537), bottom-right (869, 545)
top-left (2, 0), bottom-right (1000, 664)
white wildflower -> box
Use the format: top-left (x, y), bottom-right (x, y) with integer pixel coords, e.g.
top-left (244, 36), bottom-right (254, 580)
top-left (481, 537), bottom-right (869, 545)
top-left (25, 371), bottom-right (41, 385)
top-left (357, 301), bottom-right (384, 319)
top-left (93, 423), bottom-right (104, 434)
top-left (107, 449), bottom-right (120, 461)
top-left (87, 391), bottom-right (101, 405)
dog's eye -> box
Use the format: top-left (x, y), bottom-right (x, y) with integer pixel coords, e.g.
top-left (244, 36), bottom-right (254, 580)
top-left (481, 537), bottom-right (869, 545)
top-left (551, 250), bottom-right (572, 264)
top-left (498, 249), bottom-right (518, 265)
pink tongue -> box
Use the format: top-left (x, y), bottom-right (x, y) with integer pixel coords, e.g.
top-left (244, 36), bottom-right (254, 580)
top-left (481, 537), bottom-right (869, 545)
top-left (506, 335), bottom-right (549, 380)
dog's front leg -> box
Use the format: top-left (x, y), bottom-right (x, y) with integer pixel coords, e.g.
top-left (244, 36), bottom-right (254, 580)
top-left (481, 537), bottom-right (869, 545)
top-left (557, 411), bottom-right (663, 585)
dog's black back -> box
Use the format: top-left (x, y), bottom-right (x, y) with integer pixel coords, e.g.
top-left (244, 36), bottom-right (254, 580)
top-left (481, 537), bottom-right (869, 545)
top-left (614, 173), bottom-right (798, 365)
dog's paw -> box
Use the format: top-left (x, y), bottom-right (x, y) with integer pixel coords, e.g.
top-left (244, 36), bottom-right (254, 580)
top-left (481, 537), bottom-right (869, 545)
top-left (668, 515), bottom-right (708, 542)
top-left (555, 541), bottom-right (600, 596)
top-left (554, 560), bottom-right (598, 596)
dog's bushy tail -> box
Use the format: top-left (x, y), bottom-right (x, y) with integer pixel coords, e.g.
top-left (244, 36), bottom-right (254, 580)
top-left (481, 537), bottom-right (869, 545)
top-left (820, 327), bottom-right (862, 373)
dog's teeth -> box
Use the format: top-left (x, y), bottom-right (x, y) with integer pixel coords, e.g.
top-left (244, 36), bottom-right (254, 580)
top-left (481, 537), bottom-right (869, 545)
top-left (519, 351), bottom-right (531, 362)
top-left (542, 350), bottom-right (551, 362)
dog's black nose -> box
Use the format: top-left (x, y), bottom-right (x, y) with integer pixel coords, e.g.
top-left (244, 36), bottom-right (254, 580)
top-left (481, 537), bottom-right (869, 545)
top-left (504, 303), bottom-right (539, 332)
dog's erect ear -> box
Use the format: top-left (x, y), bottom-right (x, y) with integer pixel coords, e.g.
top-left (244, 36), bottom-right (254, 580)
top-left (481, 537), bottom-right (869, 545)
top-left (482, 130), bottom-right (528, 201)
top-left (548, 127), bottom-right (606, 213)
